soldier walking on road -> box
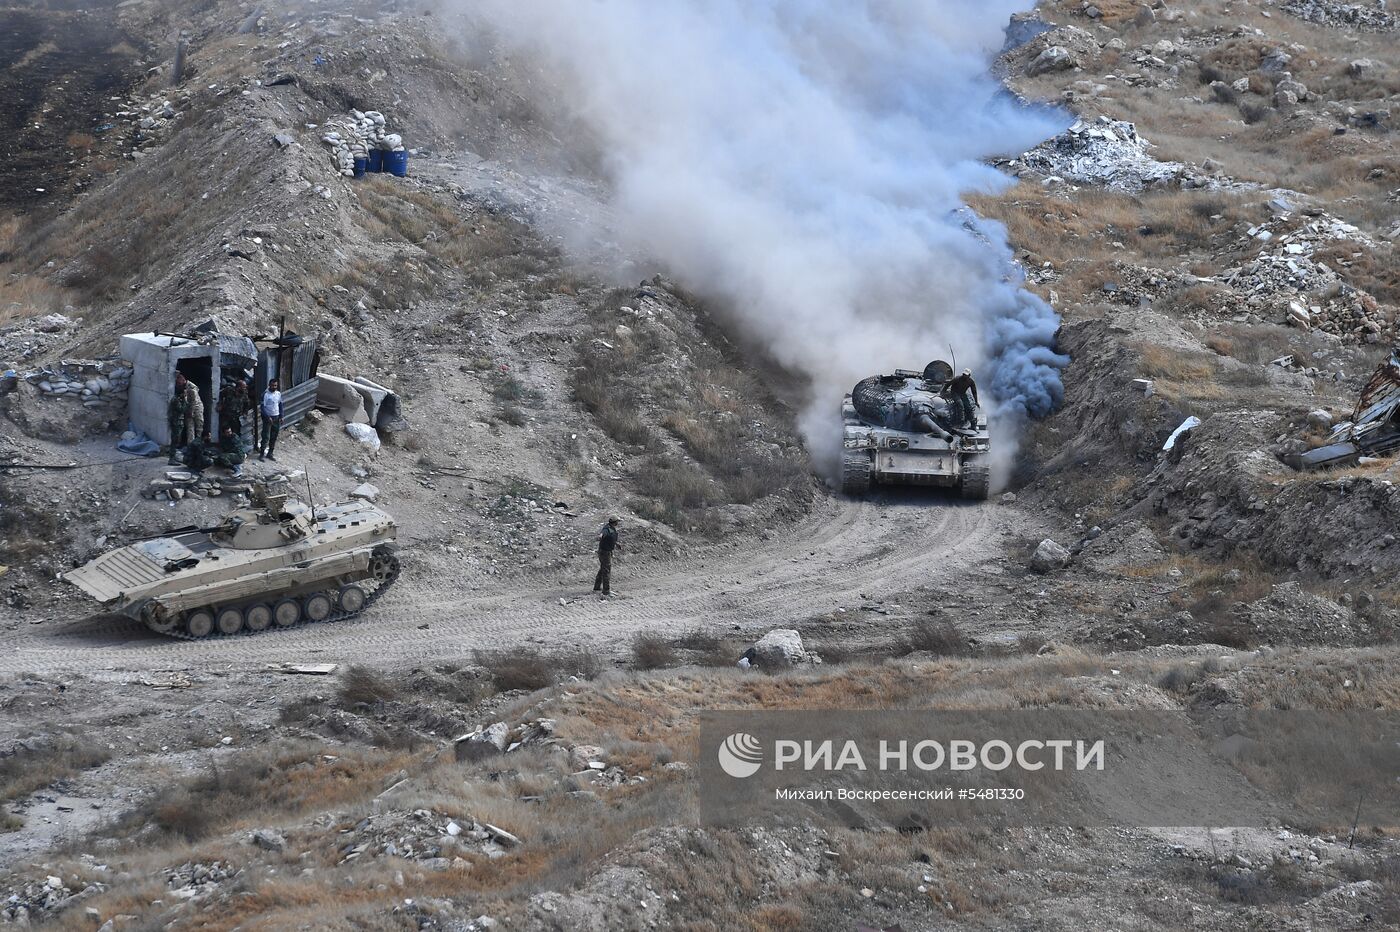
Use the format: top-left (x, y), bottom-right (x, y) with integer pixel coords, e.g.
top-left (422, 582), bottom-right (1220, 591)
top-left (594, 517), bottom-right (621, 597)
top-left (167, 372), bottom-right (204, 465)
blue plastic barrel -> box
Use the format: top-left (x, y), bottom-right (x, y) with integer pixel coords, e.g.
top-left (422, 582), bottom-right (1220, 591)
top-left (367, 149), bottom-right (384, 173)
top-left (352, 157), bottom-right (368, 178)
top-left (384, 150), bottom-right (409, 177)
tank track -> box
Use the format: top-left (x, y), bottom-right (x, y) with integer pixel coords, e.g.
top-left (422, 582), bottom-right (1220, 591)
top-left (150, 547), bottom-right (401, 640)
top-left (960, 462), bottom-right (991, 501)
top-left (841, 451), bottom-right (872, 496)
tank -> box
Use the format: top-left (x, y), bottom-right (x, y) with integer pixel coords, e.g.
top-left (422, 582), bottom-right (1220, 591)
top-left (840, 359), bottom-right (991, 500)
top-left (61, 479), bottom-right (400, 638)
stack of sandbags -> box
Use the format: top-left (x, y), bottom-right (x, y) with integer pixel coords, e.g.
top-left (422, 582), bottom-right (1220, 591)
top-left (319, 109), bottom-right (405, 175)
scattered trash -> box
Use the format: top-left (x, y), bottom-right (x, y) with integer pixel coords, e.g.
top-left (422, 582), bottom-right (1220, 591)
top-left (139, 672), bottom-right (194, 689)
top-left (1163, 416), bottom-right (1202, 452)
top-left (280, 663), bottom-right (339, 675)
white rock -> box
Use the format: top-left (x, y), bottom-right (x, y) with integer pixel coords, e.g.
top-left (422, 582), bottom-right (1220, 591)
top-left (1030, 539), bottom-right (1070, 573)
top-left (351, 483), bottom-right (380, 501)
top-left (1307, 410), bottom-right (1333, 430)
top-left (750, 629), bottom-right (809, 668)
top-left (1028, 46), bottom-right (1075, 77)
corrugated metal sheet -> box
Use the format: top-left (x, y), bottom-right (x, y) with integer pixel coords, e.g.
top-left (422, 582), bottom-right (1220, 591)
top-left (280, 376), bottom-right (320, 430)
top-left (292, 339), bottom-right (319, 384)
top-left (1351, 347), bottom-right (1400, 434)
top-left (255, 336), bottom-right (319, 391)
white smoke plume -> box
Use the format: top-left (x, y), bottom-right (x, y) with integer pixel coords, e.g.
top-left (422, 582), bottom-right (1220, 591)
top-left (450, 0), bottom-right (1069, 476)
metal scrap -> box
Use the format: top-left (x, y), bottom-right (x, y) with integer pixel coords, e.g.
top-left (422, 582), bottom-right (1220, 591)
top-left (1289, 346), bottom-right (1400, 470)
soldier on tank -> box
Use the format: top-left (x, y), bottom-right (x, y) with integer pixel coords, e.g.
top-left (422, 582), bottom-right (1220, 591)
top-left (594, 517), bottom-right (621, 597)
top-left (943, 368), bottom-right (979, 429)
top-left (167, 373), bottom-right (205, 465)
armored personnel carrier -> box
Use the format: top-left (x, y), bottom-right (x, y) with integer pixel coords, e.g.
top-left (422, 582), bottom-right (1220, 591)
top-left (840, 359), bottom-right (991, 499)
top-left (62, 479), bottom-right (399, 638)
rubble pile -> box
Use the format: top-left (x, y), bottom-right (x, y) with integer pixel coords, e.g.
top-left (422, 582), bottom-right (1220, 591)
top-left (338, 809), bottom-right (522, 868)
top-left (0, 313), bottom-right (82, 367)
top-left (1220, 213), bottom-right (1393, 342)
top-left (2, 874), bottom-right (106, 925)
top-left (1287, 345), bottom-right (1400, 469)
top-left (321, 109), bottom-right (404, 176)
top-left (23, 360), bottom-right (130, 411)
top-left (165, 860), bottom-right (236, 893)
top-left (143, 469), bottom-right (250, 503)
top-left (1013, 117), bottom-right (1212, 192)
top-left (109, 90), bottom-right (188, 161)
top-left (1282, 0), bottom-right (1397, 31)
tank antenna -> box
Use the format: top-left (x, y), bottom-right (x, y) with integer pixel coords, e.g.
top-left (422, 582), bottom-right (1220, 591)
top-left (305, 470), bottom-right (318, 524)
top-left (949, 344), bottom-right (958, 374)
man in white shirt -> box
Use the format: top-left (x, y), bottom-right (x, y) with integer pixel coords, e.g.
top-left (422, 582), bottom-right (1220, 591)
top-left (260, 378), bottom-right (283, 461)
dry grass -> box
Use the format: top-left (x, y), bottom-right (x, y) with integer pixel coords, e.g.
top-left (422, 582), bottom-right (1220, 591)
top-left (631, 632), bottom-right (678, 670)
top-left (1313, 242), bottom-right (1400, 308)
top-left (474, 646), bottom-right (602, 692)
top-left (44, 644), bottom-right (1400, 929)
top-left (967, 185), bottom-right (1262, 288)
top-left (0, 734), bottom-right (112, 809)
top-left (356, 178), bottom-right (554, 287)
top-left (1136, 343), bottom-right (1219, 389)
top-left (338, 665), bottom-right (400, 707)
top-left (901, 619), bottom-right (969, 657)
top-left (113, 743), bottom-right (413, 843)
top-left (571, 287), bottom-right (809, 531)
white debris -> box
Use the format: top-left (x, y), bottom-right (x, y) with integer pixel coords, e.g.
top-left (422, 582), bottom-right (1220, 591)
top-left (1163, 416), bottom-right (1203, 452)
top-left (1016, 117), bottom-right (1201, 192)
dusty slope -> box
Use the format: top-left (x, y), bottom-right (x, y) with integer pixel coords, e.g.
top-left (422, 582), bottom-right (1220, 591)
top-left (1, 0), bottom-right (1400, 930)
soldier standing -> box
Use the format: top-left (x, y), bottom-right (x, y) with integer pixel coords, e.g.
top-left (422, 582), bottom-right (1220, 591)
top-left (259, 378), bottom-right (282, 461)
top-left (218, 378), bottom-right (250, 436)
top-left (943, 368), bottom-right (979, 429)
top-left (166, 373), bottom-right (204, 465)
top-left (593, 517), bottom-right (621, 597)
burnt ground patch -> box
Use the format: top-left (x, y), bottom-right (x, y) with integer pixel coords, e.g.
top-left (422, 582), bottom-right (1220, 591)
top-left (0, 2), bottom-right (146, 215)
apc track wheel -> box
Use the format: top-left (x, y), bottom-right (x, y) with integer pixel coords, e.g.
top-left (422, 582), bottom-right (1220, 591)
top-left (273, 598), bottom-right (301, 628)
top-left (245, 603), bottom-right (273, 632)
top-left (185, 608), bottom-right (215, 638)
top-left (338, 585), bottom-right (367, 613)
top-left (304, 593), bottom-right (334, 623)
top-left (216, 607), bottom-right (245, 636)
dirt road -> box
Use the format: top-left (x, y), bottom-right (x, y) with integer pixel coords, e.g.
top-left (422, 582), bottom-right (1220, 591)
top-left (0, 496), bottom-right (1020, 674)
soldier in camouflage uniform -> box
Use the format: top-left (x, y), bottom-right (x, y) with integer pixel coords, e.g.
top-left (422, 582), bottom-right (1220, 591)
top-left (218, 378), bottom-right (250, 437)
top-left (167, 373), bottom-right (205, 465)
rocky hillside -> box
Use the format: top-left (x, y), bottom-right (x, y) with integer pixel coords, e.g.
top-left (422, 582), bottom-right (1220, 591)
top-left (1, 1), bottom-right (1399, 929)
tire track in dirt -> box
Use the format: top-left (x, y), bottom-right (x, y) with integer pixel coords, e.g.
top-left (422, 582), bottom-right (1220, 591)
top-left (0, 497), bottom-right (1011, 673)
